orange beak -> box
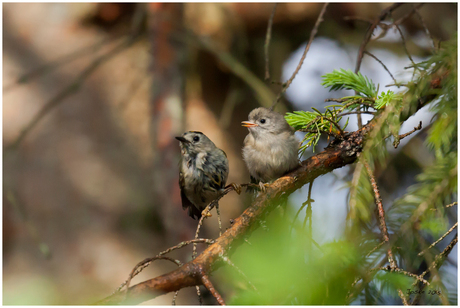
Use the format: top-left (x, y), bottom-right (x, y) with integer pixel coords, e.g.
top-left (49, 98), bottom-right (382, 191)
top-left (241, 121), bottom-right (258, 128)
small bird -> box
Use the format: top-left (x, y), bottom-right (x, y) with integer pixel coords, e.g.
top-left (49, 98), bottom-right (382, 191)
top-left (242, 107), bottom-right (300, 188)
top-left (176, 131), bottom-right (229, 219)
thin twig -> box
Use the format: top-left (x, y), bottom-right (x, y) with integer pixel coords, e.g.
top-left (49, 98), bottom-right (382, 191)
top-left (393, 23), bottom-right (417, 70)
top-left (112, 239), bottom-right (213, 294)
top-left (192, 184), bottom-right (248, 259)
top-left (216, 204), bottom-right (223, 237)
top-left (363, 160), bottom-right (396, 269)
top-left (172, 290), bottom-right (179, 305)
top-left (412, 234), bottom-right (458, 305)
top-left (273, 3), bottom-right (329, 108)
top-left (196, 286), bottom-right (203, 305)
top-left (338, 111), bottom-right (376, 117)
top-left (380, 266), bottom-right (430, 285)
top-left (393, 121), bottom-right (423, 148)
top-left (354, 3), bottom-right (404, 128)
top-left (159, 238), bottom-right (215, 257)
top-left (125, 256), bottom-right (183, 295)
top-left (221, 255), bottom-right (258, 292)
top-left (446, 201), bottom-right (457, 208)
top-left (355, 3), bottom-right (403, 73)
top-left (418, 223), bottom-right (458, 256)
top-left (202, 274), bottom-right (225, 305)
top-left (412, 4), bottom-right (436, 51)
top-left (366, 241), bottom-right (386, 257)
top-left (264, 3), bottom-right (278, 81)
top-left (420, 234), bottom-right (458, 279)
top-left (393, 3), bottom-right (424, 26)
top-left (364, 51), bottom-right (397, 85)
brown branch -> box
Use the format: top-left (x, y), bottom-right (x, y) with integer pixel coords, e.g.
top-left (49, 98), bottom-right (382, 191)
top-left (202, 274), bottom-right (225, 305)
top-left (264, 3), bottom-right (278, 81)
top-left (125, 256), bottom-right (183, 294)
top-left (412, 4), bottom-right (436, 51)
top-left (393, 23), bottom-right (416, 69)
top-left (393, 121), bottom-right (423, 148)
top-left (363, 161), bottom-right (396, 269)
top-left (355, 3), bottom-right (403, 73)
top-left (393, 3), bottom-right (424, 26)
top-left (96, 71), bottom-right (447, 305)
top-left (273, 3), bottom-right (329, 108)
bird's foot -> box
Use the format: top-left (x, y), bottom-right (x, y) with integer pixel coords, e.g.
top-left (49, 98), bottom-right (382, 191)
top-left (201, 208), bottom-right (212, 218)
top-left (228, 183), bottom-right (242, 195)
top-left (258, 182), bottom-right (270, 192)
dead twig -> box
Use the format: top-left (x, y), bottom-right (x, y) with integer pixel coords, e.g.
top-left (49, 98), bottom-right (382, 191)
top-left (264, 3), bottom-right (278, 81)
top-left (354, 3), bottom-right (404, 128)
top-left (125, 256), bottom-right (183, 296)
top-left (364, 51), bottom-right (397, 85)
top-left (221, 255), bottom-right (258, 292)
top-left (412, 234), bottom-right (458, 305)
top-left (393, 121), bottom-right (422, 148)
top-left (418, 223), bottom-right (458, 257)
top-left (412, 4), bottom-right (436, 51)
top-left (202, 274), bottom-right (225, 305)
top-left (363, 160), bottom-right (396, 269)
top-left (273, 3), bottom-right (329, 108)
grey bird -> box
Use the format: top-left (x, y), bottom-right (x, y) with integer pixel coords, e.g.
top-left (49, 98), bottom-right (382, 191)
top-left (176, 131), bottom-right (229, 219)
top-left (242, 107), bottom-right (300, 188)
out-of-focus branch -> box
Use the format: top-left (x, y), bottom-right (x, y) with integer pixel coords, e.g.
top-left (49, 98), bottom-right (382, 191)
top-left (354, 3), bottom-right (404, 73)
top-left (412, 234), bottom-right (458, 305)
top-left (5, 33), bottom-right (143, 150)
top-left (363, 161), bottom-right (408, 305)
top-left (418, 222), bottom-right (458, 257)
top-left (264, 3), bottom-right (278, 81)
top-left (273, 3), bottom-right (329, 108)
top-left (202, 274), bottom-right (225, 305)
top-left (3, 35), bottom-right (124, 93)
top-left (354, 2), bottom-right (403, 128)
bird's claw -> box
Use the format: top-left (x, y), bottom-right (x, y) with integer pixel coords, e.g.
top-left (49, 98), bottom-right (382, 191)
top-left (230, 183), bottom-right (242, 195)
top-left (258, 182), bottom-right (269, 192)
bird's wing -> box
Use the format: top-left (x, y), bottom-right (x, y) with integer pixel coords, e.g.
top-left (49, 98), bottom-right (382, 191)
top-left (179, 171), bottom-right (201, 219)
top-left (203, 150), bottom-right (228, 191)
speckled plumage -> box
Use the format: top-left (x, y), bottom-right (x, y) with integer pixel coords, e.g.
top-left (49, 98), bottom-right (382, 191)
top-left (177, 131), bottom-right (229, 219)
top-left (242, 107), bottom-right (300, 183)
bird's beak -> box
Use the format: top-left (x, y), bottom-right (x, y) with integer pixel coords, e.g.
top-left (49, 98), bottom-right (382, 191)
top-left (175, 136), bottom-right (190, 143)
top-left (241, 121), bottom-right (258, 128)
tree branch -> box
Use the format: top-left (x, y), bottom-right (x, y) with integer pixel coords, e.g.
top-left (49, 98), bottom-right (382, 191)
top-left (96, 70), bottom-right (448, 306)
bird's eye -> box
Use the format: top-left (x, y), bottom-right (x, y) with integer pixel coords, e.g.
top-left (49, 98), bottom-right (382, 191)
top-left (260, 119), bottom-right (266, 124)
top-left (193, 136), bottom-right (200, 142)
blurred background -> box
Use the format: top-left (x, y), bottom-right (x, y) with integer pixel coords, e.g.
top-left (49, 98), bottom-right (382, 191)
top-left (3, 2), bottom-right (457, 304)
